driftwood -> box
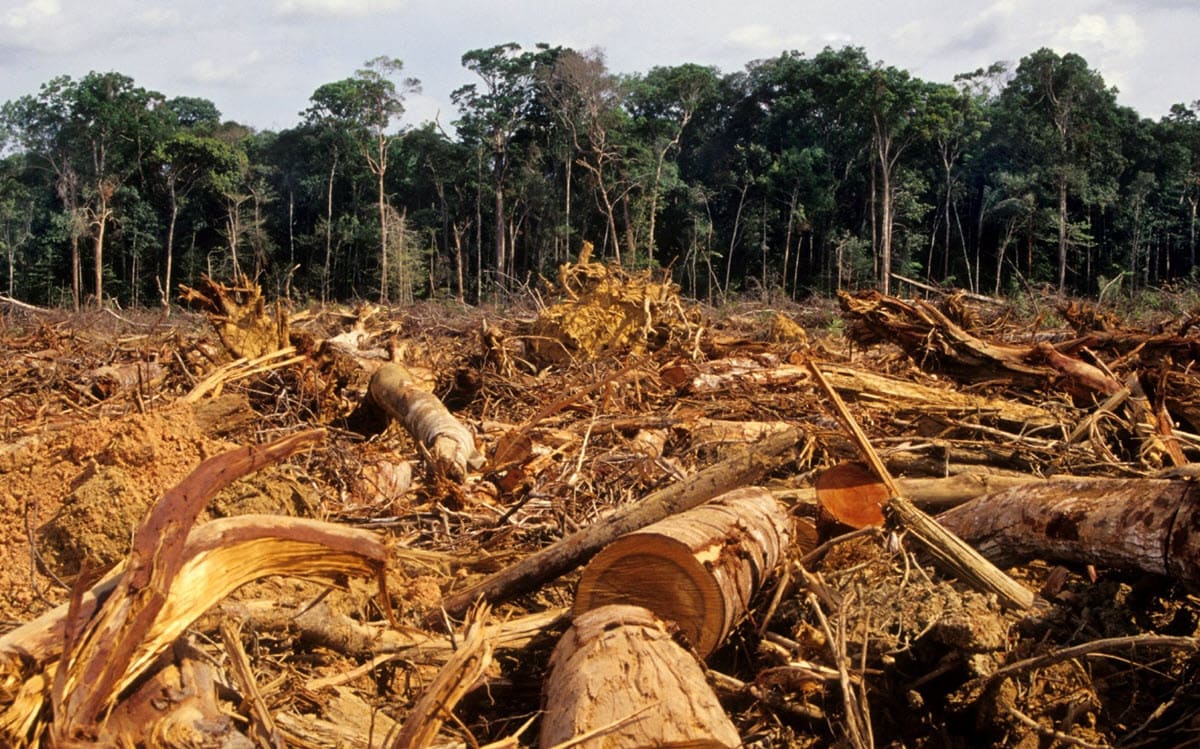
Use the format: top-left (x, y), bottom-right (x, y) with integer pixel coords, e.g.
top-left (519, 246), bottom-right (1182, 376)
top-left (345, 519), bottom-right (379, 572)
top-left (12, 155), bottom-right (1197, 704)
top-left (574, 486), bottom-right (791, 657)
top-left (369, 362), bottom-right (485, 482)
top-left (439, 427), bottom-right (802, 620)
top-left (540, 604), bottom-right (741, 749)
top-left (937, 477), bottom-right (1200, 586)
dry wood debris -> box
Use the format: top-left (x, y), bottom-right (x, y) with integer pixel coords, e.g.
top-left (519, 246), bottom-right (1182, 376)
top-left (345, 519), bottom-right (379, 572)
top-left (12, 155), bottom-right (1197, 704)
top-left (2, 274), bottom-right (1200, 747)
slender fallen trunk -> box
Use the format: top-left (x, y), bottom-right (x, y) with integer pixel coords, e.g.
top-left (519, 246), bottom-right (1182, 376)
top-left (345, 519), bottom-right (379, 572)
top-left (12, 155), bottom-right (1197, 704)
top-left (368, 363), bottom-right (484, 482)
top-left (540, 605), bottom-right (741, 749)
top-left (438, 428), bottom-right (801, 620)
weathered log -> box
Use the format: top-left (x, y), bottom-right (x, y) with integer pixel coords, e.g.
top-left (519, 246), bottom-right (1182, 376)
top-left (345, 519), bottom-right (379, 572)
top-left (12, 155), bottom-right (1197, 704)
top-left (438, 427), bottom-right (801, 620)
top-left (368, 362), bottom-right (484, 482)
top-left (539, 604), bottom-right (741, 749)
top-left (574, 486), bottom-right (790, 657)
top-left (937, 477), bottom-right (1200, 586)
top-left (662, 356), bottom-right (1060, 430)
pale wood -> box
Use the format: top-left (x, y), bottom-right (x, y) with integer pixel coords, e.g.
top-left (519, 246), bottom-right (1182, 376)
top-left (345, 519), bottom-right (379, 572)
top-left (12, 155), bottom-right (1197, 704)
top-left (438, 427), bottom-right (800, 619)
top-left (369, 362), bottom-right (484, 482)
top-left (574, 486), bottom-right (791, 657)
top-left (539, 604), bottom-right (741, 749)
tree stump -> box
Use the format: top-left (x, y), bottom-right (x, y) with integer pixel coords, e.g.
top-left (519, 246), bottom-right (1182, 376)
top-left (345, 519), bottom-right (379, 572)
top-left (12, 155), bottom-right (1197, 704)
top-left (539, 604), bottom-right (740, 749)
top-left (573, 486), bottom-right (790, 657)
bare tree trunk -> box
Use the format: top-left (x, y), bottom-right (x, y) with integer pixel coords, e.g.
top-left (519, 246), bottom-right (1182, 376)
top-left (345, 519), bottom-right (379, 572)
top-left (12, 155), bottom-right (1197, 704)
top-left (378, 167), bottom-right (389, 304)
top-left (322, 154), bottom-right (337, 303)
top-left (1058, 175), bottom-right (1069, 293)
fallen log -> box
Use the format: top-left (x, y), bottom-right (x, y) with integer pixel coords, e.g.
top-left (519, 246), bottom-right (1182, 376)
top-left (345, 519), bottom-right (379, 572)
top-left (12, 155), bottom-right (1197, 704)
top-left (573, 486), bottom-right (790, 657)
top-left (662, 356), bottom-right (1061, 430)
top-left (539, 604), bottom-right (741, 749)
top-left (438, 427), bottom-right (802, 620)
top-left (936, 477), bottom-right (1200, 586)
top-left (368, 362), bottom-right (485, 482)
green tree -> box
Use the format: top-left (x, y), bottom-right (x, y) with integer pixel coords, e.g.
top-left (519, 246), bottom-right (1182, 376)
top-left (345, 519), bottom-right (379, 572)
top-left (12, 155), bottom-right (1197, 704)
top-left (304, 58), bottom-right (419, 302)
top-left (996, 49), bottom-right (1124, 292)
top-left (453, 43), bottom-right (555, 293)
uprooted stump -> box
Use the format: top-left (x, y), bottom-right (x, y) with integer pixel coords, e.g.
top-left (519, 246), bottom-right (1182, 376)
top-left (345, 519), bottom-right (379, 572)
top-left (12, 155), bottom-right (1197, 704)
top-left (178, 273), bottom-right (290, 359)
top-left (528, 242), bottom-right (693, 366)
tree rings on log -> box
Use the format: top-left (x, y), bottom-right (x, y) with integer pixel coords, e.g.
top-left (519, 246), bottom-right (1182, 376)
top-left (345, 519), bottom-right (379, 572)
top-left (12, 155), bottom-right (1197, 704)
top-left (573, 486), bottom-right (790, 657)
top-left (540, 604), bottom-right (741, 749)
top-left (815, 461), bottom-right (889, 528)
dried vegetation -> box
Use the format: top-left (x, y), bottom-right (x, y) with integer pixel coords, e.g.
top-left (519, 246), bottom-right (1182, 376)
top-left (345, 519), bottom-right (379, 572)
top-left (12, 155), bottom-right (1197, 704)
top-left (2, 263), bottom-right (1200, 747)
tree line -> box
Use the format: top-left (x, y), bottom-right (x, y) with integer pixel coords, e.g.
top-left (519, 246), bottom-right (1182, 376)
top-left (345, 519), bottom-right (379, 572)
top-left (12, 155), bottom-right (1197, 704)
top-left (1, 43), bottom-right (1198, 309)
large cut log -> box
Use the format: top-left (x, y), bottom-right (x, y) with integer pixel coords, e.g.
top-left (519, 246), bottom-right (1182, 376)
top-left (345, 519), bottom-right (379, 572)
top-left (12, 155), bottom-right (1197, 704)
top-left (539, 604), bottom-right (741, 749)
top-left (574, 486), bottom-right (790, 657)
top-left (937, 477), bottom-right (1200, 586)
top-left (368, 362), bottom-right (484, 482)
top-left (439, 427), bottom-right (801, 620)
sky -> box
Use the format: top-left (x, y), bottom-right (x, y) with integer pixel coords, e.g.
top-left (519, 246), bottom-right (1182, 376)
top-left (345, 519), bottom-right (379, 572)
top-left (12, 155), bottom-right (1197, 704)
top-left (0, 0), bottom-right (1195, 133)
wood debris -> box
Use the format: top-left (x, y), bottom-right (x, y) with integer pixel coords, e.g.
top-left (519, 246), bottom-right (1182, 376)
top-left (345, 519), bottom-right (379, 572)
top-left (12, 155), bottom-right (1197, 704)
top-left (3, 277), bottom-right (1200, 747)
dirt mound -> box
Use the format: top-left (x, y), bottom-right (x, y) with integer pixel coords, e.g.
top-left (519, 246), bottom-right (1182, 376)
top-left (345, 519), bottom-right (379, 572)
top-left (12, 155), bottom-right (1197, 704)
top-left (1, 401), bottom-right (234, 617)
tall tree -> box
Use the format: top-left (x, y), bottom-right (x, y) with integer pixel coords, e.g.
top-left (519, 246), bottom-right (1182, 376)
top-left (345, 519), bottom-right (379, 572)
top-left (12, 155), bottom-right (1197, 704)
top-left (453, 43), bottom-right (552, 293)
top-left (996, 49), bottom-right (1123, 292)
top-left (626, 64), bottom-right (720, 266)
top-left (304, 58), bottom-right (418, 303)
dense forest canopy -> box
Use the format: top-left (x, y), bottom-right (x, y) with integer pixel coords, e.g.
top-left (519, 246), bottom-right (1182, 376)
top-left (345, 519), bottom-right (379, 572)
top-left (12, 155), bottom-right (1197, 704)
top-left (0, 43), bottom-right (1197, 309)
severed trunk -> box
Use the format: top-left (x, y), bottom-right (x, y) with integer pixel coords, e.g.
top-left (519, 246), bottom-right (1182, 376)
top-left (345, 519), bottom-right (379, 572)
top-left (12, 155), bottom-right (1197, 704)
top-left (574, 486), bottom-right (791, 657)
top-left (540, 604), bottom-right (741, 749)
top-left (937, 477), bottom-right (1200, 587)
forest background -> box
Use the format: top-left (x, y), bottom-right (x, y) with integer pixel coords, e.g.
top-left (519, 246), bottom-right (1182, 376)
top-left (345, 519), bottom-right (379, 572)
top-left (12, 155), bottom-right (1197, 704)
top-left (1, 43), bottom-right (1198, 310)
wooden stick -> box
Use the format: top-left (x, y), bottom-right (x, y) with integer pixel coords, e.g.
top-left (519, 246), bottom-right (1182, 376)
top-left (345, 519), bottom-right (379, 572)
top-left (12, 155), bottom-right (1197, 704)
top-left (438, 427), bottom-right (801, 620)
top-left (807, 361), bottom-right (1035, 610)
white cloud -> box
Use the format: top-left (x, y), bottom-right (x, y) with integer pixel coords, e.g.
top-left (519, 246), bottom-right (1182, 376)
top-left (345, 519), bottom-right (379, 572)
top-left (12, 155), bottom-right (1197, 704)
top-left (1054, 13), bottom-right (1145, 56)
top-left (132, 6), bottom-right (183, 29)
top-left (273, 0), bottom-right (404, 18)
top-left (3, 0), bottom-right (59, 30)
top-left (188, 50), bottom-right (265, 86)
top-left (725, 24), bottom-right (810, 56)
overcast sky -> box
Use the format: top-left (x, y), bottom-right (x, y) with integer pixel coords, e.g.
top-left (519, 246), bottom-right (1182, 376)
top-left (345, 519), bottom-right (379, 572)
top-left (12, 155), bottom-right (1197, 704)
top-left (1, 0), bottom-right (1194, 133)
